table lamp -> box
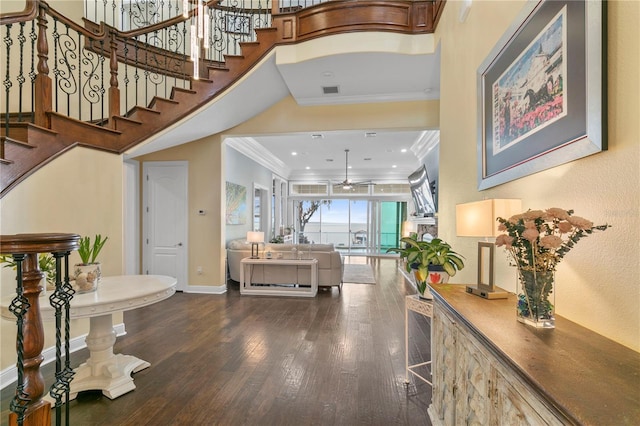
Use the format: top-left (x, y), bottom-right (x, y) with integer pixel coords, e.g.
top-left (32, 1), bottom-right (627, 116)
top-left (402, 221), bottom-right (417, 238)
top-left (246, 231), bottom-right (264, 259)
top-left (456, 199), bottom-right (521, 299)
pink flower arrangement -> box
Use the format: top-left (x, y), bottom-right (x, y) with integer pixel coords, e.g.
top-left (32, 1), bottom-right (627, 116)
top-left (495, 208), bottom-right (609, 272)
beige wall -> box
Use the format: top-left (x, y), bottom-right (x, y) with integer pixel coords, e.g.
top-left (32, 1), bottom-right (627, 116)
top-left (226, 96), bottom-right (439, 135)
top-left (135, 97), bottom-right (439, 288)
top-left (436, 0), bottom-right (639, 351)
top-left (1, 147), bottom-right (125, 370)
top-left (135, 135), bottom-right (226, 287)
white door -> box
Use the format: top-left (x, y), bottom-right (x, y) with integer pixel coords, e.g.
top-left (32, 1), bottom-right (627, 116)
top-left (143, 161), bottom-right (188, 291)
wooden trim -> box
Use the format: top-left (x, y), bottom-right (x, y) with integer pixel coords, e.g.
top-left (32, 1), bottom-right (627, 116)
top-left (0, 0), bottom-right (38, 25)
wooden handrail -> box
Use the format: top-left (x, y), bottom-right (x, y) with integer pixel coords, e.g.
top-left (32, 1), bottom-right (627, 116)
top-left (0, 0), bottom-right (38, 25)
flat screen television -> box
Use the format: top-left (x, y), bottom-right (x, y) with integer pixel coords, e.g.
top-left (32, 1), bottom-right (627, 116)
top-left (408, 165), bottom-right (437, 216)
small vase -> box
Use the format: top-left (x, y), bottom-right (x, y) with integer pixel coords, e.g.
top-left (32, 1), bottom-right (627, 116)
top-left (413, 266), bottom-right (450, 300)
top-left (73, 263), bottom-right (101, 293)
top-left (516, 268), bottom-right (555, 328)
top-left (427, 265), bottom-right (450, 285)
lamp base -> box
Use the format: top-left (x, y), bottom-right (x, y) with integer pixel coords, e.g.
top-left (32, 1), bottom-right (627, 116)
top-left (465, 285), bottom-right (509, 300)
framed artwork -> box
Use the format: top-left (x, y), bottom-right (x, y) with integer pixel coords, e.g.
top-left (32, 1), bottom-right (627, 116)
top-left (225, 181), bottom-right (247, 225)
top-left (477, 0), bottom-right (606, 190)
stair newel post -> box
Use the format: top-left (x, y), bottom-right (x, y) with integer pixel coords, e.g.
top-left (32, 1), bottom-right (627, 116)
top-left (108, 29), bottom-right (120, 129)
top-left (34, 4), bottom-right (52, 129)
top-left (8, 252), bottom-right (51, 426)
top-left (271, 0), bottom-right (280, 15)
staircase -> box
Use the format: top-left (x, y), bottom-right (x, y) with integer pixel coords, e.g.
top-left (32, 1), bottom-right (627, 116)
top-left (0, 0), bottom-right (444, 199)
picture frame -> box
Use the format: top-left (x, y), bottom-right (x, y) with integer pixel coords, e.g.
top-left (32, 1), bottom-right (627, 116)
top-left (477, 0), bottom-right (606, 190)
top-left (225, 181), bottom-right (247, 225)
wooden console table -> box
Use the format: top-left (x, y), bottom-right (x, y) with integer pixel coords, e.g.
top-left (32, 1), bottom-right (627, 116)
top-left (427, 283), bottom-right (640, 425)
top-left (240, 257), bottom-right (318, 297)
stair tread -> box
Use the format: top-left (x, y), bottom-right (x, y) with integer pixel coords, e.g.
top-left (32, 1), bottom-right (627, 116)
top-left (1, 136), bottom-right (36, 148)
top-left (150, 97), bottom-right (179, 105)
top-left (172, 87), bottom-right (197, 95)
top-left (132, 106), bottom-right (161, 114)
top-left (113, 115), bottom-right (143, 125)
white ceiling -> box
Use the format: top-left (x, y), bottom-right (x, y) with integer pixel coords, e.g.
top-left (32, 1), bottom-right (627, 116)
top-left (128, 35), bottom-right (441, 183)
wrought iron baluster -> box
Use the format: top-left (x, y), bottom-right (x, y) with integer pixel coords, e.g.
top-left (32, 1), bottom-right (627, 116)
top-left (52, 18), bottom-right (59, 113)
top-left (111, 0), bottom-right (117, 28)
top-left (182, 20), bottom-right (188, 81)
top-left (29, 20), bottom-right (37, 124)
top-left (144, 32), bottom-right (149, 103)
top-left (62, 251), bottom-right (74, 420)
top-left (99, 39), bottom-right (106, 124)
top-left (76, 30), bottom-right (81, 119)
top-left (49, 250), bottom-right (75, 426)
top-left (123, 39), bottom-right (130, 116)
top-left (3, 24), bottom-right (12, 139)
top-left (134, 38), bottom-right (140, 106)
top-left (8, 254), bottom-right (28, 426)
top-left (17, 22), bottom-right (26, 122)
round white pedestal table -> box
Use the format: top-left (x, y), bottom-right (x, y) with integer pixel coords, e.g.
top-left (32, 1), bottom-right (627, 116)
top-left (2, 274), bottom-right (177, 400)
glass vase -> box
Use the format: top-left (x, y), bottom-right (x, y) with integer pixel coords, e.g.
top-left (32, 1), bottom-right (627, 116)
top-left (516, 268), bottom-right (555, 328)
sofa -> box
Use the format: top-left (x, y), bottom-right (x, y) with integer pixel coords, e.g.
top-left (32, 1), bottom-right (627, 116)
top-left (226, 239), bottom-right (343, 290)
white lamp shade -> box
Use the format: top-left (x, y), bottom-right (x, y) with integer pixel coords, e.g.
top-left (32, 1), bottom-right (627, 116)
top-left (402, 221), bottom-right (416, 237)
top-left (246, 231), bottom-right (264, 243)
top-left (456, 199), bottom-right (522, 237)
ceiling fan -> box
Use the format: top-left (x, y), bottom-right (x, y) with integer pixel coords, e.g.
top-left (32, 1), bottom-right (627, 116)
top-left (333, 149), bottom-right (375, 190)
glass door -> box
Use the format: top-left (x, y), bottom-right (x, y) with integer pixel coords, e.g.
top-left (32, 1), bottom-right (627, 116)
top-left (293, 199), bottom-right (406, 254)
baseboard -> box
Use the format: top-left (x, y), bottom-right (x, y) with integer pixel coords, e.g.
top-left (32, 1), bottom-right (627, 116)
top-left (0, 323), bottom-right (126, 391)
top-left (183, 284), bottom-right (227, 294)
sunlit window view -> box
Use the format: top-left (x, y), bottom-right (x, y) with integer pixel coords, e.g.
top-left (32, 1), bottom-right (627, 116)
top-left (293, 199), bottom-right (405, 254)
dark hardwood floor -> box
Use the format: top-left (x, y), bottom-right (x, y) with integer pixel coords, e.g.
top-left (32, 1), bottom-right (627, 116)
top-left (2, 257), bottom-right (432, 425)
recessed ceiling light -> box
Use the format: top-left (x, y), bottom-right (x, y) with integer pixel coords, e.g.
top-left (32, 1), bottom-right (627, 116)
top-left (322, 71), bottom-right (334, 78)
top-left (401, 148), bottom-right (407, 153)
top-left (365, 132), bottom-right (377, 138)
top-left (311, 134), bottom-right (323, 139)
top-left (305, 166), bottom-right (310, 170)
top-left (392, 165), bottom-right (397, 168)
top-left (291, 152), bottom-right (297, 156)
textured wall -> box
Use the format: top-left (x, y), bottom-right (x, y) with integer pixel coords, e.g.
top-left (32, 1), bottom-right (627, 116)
top-left (436, 0), bottom-right (639, 351)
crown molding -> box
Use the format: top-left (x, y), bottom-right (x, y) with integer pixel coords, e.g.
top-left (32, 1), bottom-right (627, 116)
top-left (225, 137), bottom-right (292, 178)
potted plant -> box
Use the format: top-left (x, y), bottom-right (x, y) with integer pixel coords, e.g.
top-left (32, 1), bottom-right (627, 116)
top-left (387, 236), bottom-right (464, 299)
top-left (1, 253), bottom-right (57, 293)
top-left (74, 234), bottom-right (108, 293)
